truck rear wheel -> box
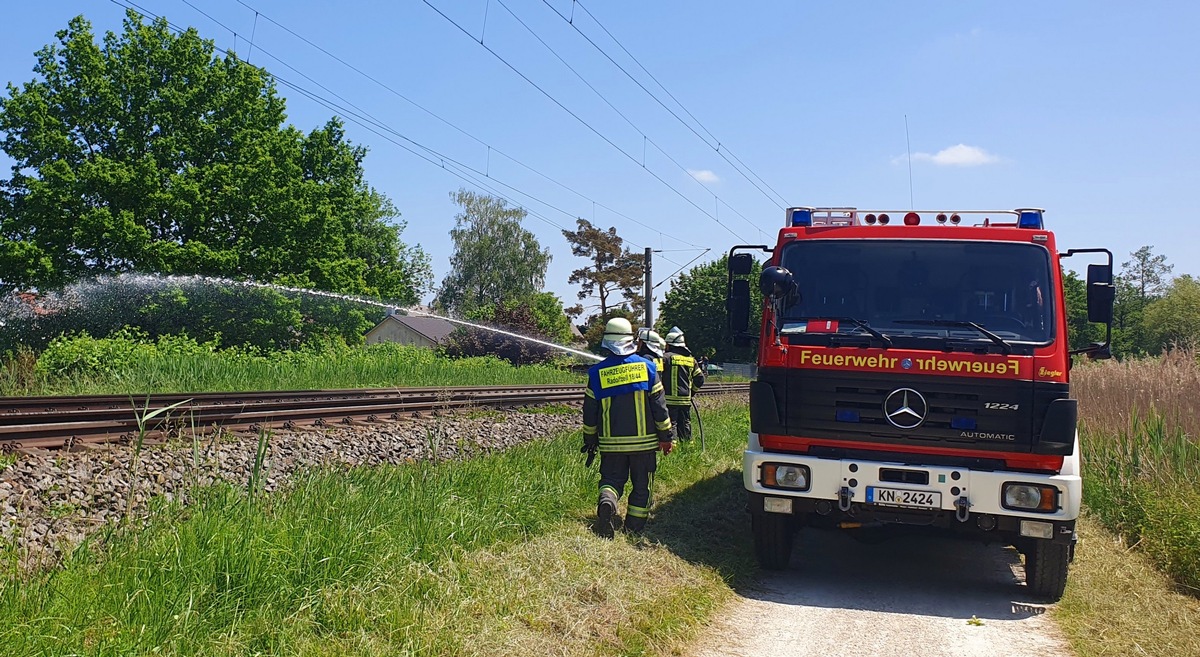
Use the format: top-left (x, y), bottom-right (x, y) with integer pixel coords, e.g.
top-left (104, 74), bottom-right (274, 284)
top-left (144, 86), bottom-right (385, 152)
top-left (752, 512), bottom-right (794, 570)
top-left (1025, 540), bottom-right (1070, 600)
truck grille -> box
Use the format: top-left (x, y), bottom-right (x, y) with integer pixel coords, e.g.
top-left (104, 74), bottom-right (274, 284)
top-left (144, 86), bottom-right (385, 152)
top-left (756, 367), bottom-right (1049, 453)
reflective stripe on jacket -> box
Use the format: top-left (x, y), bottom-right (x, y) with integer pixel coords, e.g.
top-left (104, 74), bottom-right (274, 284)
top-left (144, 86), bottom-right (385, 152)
top-left (582, 354), bottom-right (673, 453)
top-left (636, 348), bottom-right (663, 374)
top-left (663, 351), bottom-right (706, 406)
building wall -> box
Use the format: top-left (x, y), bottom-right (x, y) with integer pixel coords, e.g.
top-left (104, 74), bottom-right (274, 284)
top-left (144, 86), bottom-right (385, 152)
top-left (365, 319), bottom-right (435, 348)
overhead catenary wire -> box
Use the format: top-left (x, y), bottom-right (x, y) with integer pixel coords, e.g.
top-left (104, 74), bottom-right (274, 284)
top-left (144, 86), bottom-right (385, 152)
top-left (108, 0), bottom-right (693, 273)
top-left (487, 0), bottom-right (766, 240)
top-left (543, 0), bottom-right (792, 210)
top-left (419, 0), bottom-right (753, 243)
top-left (164, 0), bottom-right (695, 268)
top-left (653, 248), bottom-right (711, 290)
top-left (232, 0), bottom-right (708, 252)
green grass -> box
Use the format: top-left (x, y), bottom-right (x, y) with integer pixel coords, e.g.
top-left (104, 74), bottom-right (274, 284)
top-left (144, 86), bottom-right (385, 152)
top-left (1, 338), bottom-right (580, 396)
top-left (0, 400), bottom-right (753, 656)
top-left (1082, 414), bottom-right (1200, 593)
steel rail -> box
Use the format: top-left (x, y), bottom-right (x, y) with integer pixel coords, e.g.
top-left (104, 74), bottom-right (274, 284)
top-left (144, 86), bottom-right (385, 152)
top-left (0, 383), bottom-right (748, 451)
top-left (0, 385), bottom-right (589, 414)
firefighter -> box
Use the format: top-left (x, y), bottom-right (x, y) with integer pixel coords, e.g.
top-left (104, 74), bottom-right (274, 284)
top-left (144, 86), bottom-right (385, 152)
top-left (636, 328), bottom-right (664, 372)
top-left (582, 318), bottom-right (674, 537)
top-left (662, 326), bottom-right (706, 442)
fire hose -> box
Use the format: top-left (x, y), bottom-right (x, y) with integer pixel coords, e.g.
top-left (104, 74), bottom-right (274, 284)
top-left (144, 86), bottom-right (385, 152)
top-left (692, 396), bottom-right (705, 450)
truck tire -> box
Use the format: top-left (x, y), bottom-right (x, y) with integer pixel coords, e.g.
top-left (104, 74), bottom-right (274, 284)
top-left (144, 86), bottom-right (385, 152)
top-left (1025, 540), bottom-right (1070, 600)
top-left (752, 512), bottom-right (794, 570)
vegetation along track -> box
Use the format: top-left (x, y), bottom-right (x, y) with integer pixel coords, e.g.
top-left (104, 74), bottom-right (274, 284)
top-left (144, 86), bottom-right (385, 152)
top-left (0, 383), bottom-right (749, 450)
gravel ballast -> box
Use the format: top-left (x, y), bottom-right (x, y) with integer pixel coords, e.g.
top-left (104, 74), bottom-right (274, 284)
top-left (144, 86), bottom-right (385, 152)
top-left (0, 407), bottom-right (572, 568)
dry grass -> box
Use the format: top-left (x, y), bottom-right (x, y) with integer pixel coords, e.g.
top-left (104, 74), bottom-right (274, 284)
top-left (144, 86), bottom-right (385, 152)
top-left (1074, 349), bottom-right (1200, 445)
top-left (1056, 514), bottom-right (1200, 657)
top-left (435, 527), bottom-right (728, 657)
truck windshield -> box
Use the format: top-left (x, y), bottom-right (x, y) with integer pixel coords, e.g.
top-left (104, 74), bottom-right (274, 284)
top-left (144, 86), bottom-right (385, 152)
top-left (777, 240), bottom-right (1054, 345)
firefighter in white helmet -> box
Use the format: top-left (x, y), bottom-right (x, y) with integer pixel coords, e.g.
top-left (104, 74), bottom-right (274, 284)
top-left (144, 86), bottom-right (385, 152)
top-left (636, 328), bottom-right (664, 373)
top-left (582, 318), bottom-right (674, 537)
top-left (662, 326), bottom-right (706, 442)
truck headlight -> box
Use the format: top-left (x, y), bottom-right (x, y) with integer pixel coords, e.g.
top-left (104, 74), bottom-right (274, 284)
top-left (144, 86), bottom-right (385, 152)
top-left (1002, 483), bottom-right (1059, 513)
top-left (762, 463), bottom-right (810, 491)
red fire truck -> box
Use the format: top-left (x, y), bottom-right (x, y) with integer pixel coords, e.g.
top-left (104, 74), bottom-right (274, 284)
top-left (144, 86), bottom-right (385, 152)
top-left (726, 207), bottom-right (1115, 600)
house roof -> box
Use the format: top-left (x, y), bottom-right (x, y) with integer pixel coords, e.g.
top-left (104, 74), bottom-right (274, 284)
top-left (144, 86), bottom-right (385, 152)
top-left (372, 313), bottom-right (457, 344)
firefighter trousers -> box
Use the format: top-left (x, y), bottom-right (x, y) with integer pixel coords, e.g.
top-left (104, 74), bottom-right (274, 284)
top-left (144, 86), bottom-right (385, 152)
top-left (598, 451), bottom-right (658, 532)
top-left (668, 404), bottom-right (692, 441)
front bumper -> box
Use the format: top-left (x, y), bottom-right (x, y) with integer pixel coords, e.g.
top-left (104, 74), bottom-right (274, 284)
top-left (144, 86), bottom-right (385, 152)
top-left (744, 438), bottom-right (1080, 544)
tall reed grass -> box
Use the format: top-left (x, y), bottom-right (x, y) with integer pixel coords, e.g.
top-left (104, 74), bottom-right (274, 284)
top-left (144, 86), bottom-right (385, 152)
top-left (1074, 350), bottom-right (1200, 593)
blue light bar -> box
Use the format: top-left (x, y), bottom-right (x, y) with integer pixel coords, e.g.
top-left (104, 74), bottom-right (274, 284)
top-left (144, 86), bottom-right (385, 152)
top-left (836, 409), bottom-right (861, 423)
top-left (950, 417), bottom-right (977, 430)
top-left (1017, 209), bottom-right (1044, 229)
top-left (789, 207), bottom-right (813, 227)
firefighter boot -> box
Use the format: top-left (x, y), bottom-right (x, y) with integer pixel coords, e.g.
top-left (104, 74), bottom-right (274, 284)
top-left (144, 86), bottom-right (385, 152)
top-left (595, 487), bottom-right (619, 539)
top-left (623, 514), bottom-right (647, 535)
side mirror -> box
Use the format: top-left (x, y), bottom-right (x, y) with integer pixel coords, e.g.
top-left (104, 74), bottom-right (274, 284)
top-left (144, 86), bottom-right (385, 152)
top-left (729, 253), bottom-right (754, 276)
top-left (1086, 263), bottom-right (1115, 324)
top-left (759, 266), bottom-right (795, 299)
top-left (728, 279), bottom-right (750, 334)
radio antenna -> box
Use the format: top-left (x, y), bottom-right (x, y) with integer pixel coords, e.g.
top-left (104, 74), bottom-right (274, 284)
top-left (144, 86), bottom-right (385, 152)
top-left (904, 115), bottom-right (914, 209)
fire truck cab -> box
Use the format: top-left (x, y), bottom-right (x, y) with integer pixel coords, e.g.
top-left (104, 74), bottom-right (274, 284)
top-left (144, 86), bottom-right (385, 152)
top-left (726, 207), bottom-right (1115, 600)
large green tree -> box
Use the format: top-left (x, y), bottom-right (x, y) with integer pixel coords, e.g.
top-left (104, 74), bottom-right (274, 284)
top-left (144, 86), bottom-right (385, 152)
top-left (1111, 245), bottom-right (1173, 356)
top-left (1142, 275), bottom-right (1200, 352)
top-left (0, 12), bottom-right (430, 303)
top-left (435, 189), bottom-right (551, 314)
top-left (657, 254), bottom-right (761, 362)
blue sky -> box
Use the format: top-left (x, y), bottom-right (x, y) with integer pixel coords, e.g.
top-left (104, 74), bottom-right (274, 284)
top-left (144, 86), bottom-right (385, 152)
top-left (3, 1), bottom-right (1198, 314)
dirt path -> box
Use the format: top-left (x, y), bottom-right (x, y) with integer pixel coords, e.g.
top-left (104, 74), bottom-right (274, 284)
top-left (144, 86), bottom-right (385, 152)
top-left (690, 529), bottom-right (1074, 657)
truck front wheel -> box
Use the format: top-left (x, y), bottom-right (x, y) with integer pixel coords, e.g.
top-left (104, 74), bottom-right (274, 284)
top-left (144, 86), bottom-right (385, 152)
top-left (1025, 540), bottom-right (1070, 600)
top-left (752, 512), bottom-right (794, 570)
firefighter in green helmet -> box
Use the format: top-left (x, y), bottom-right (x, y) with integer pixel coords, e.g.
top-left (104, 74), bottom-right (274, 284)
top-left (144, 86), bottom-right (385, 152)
top-left (582, 318), bottom-right (674, 537)
top-left (662, 326), bottom-right (706, 442)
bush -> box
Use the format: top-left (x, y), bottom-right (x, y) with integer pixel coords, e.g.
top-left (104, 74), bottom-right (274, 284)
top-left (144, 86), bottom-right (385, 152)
top-left (1, 275), bottom-right (377, 354)
top-left (443, 300), bottom-right (570, 365)
top-left (35, 329), bottom-right (218, 378)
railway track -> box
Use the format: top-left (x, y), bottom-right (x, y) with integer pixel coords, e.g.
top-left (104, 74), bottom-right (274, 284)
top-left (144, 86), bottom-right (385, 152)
top-left (0, 383), bottom-right (749, 451)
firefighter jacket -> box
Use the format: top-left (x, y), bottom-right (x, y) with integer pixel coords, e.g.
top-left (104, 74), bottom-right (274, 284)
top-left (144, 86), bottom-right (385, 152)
top-left (636, 347), bottom-right (664, 374)
top-left (583, 354), bottom-right (673, 454)
top-left (663, 350), bottom-right (706, 407)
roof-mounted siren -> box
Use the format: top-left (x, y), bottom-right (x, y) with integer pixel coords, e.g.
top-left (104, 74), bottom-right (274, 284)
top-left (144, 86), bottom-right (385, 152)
top-left (788, 206), bottom-right (816, 227)
top-left (1015, 208), bottom-right (1045, 229)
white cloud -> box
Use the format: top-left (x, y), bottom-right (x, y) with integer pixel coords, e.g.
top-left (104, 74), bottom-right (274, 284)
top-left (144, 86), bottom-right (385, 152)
top-left (907, 144), bottom-right (1000, 167)
top-left (687, 169), bottom-right (720, 184)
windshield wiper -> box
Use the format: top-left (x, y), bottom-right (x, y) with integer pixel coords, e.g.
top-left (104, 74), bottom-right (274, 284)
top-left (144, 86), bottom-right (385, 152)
top-left (783, 317), bottom-right (892, 347)
top-left (894, 319), bottom-right (1012, 355)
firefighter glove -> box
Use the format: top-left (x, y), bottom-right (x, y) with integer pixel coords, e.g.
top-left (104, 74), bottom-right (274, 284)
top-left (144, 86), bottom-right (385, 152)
top-left (659, 440), bottom-right (674, 455)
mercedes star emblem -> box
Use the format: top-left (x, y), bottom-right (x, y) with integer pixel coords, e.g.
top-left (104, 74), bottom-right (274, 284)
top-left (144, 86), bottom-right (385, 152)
top-left (883, 387), bottom-right (928, 429)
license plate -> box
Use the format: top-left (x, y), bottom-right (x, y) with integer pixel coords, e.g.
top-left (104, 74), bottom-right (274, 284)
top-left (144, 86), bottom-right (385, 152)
top-left (866, 486), bottom-right (941, 509)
